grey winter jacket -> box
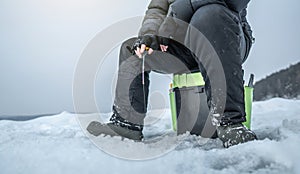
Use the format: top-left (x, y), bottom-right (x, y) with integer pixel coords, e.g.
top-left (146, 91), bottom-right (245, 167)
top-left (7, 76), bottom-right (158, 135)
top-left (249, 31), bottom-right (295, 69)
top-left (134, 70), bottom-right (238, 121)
top-left (138, 0), bottom-right (254, 53)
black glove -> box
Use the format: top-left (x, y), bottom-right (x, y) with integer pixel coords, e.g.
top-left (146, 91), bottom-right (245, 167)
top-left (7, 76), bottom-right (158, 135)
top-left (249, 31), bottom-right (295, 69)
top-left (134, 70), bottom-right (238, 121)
top-left (131, 35), bottom-right (160, 52)
top-left (139, 35), bottom-right (160, 50)
top-left (128, 35), bottom-right (171, 54)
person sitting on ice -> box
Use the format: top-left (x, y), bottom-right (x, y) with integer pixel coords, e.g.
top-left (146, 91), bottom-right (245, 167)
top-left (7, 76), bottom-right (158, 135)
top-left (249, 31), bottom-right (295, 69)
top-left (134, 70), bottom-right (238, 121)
top-left (87, 0), bottom-right (257, 148)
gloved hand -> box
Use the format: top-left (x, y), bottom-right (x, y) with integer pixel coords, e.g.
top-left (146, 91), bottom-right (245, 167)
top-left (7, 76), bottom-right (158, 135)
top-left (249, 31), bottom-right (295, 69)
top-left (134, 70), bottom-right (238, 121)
top-left (138, 35), bottom-right (160, 50)
top-left (131, 35), bottom-right (170, 58)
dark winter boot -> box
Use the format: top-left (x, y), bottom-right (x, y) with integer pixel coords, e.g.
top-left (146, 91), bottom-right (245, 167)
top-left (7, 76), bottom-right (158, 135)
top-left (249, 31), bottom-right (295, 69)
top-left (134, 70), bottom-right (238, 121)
top-left (217, 123), bottom-right (257, 148)
top-left (86, 113), bottom-right (143, 141)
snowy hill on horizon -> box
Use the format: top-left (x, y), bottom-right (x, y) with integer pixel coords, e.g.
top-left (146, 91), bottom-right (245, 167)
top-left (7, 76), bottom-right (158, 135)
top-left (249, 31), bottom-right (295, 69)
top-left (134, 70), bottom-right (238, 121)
top-left (1, 98), bottom-right (300, 174)
top-left (254, 62), bottom-right (300, 101)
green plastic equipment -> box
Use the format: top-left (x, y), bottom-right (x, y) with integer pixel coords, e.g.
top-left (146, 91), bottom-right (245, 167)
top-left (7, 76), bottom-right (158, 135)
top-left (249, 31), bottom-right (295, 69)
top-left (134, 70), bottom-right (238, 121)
top-left (169, 72), bottom-right (254, 135)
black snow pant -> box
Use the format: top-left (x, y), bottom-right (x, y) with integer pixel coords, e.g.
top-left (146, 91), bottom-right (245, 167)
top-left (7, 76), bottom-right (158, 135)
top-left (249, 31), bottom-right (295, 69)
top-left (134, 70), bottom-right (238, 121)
top-left (113, 4), bottom-right (248, 128)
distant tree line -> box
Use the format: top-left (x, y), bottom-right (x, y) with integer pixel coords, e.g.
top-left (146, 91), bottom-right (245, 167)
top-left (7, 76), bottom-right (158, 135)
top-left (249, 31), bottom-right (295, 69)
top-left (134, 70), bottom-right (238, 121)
top-left (253, 62), bottom-right (300, 101)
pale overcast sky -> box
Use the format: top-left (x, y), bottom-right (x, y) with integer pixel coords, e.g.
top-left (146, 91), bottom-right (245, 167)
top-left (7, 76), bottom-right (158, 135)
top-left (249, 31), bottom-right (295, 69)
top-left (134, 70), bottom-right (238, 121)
top-left (0, 0), bottom-right (299, 115)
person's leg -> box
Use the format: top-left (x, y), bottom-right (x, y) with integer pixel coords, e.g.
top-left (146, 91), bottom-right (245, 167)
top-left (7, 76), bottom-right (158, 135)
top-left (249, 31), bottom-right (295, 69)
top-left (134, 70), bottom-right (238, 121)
top-left (113, 38), bottom-right (198, 126)
top-left (189, 4), bottom-right (246, 125)
top-left (187, 4), bottom-right (256, 147)
top-left (87, 37), bottom-right (198, 140)
top-left (112, 38), bottom-right (148, 129)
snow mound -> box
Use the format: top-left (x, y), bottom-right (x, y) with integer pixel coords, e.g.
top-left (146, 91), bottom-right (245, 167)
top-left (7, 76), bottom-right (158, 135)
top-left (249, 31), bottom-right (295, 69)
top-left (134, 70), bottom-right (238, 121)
top-left (0, 98), bottom-right (300, 174)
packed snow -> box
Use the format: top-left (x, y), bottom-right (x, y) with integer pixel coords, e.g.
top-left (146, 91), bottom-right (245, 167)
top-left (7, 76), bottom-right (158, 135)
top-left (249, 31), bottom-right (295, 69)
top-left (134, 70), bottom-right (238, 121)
top-left (1, 98), bottom-right (300, 174)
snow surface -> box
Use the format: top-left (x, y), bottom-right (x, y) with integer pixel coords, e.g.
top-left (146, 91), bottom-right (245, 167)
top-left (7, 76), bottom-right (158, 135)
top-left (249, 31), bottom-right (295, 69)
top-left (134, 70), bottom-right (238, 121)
top-left (1, 98), bottom-right (300, 174)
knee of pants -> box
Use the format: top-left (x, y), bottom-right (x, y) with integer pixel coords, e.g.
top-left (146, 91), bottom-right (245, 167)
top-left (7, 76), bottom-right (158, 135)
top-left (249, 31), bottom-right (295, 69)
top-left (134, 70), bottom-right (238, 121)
top-left (190, 4), bottom-right (242, 37)
top-left (119, 37), bottom-right (138, 64)
top-left (189, 4), bottom-right (244, 64)
top-left (121, 38), bottom-right (137, 49)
